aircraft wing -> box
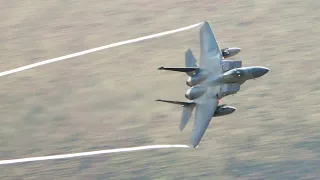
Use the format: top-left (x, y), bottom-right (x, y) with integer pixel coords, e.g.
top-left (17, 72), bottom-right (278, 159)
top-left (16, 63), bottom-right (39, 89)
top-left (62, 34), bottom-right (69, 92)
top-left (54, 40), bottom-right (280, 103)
top-left (199, 21), bottom-right (223, 76)
top-left (189, 85), bottom-right (220, 148)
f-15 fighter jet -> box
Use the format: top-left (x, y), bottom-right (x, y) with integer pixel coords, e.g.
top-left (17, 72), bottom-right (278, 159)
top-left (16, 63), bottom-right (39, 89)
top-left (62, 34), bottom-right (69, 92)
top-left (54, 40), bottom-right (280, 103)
top-left (157, 21), bottom-right (269, 148)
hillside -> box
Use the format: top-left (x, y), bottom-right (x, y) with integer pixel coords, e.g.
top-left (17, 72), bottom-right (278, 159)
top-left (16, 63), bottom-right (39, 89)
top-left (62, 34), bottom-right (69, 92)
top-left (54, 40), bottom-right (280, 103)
top-left (1, 0), bottom-right (319, 179)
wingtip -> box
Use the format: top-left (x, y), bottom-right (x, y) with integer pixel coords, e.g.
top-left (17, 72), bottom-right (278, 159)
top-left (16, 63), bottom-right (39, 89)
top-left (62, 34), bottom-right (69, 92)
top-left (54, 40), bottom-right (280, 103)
top-left (189, 144), bottom-right (199, 148)
top-left (189, 138), bottom-right (201, 149)
top-left (158, 66), bottom-right (164, 70)
top-left (202, 21), bottom-right (210, 26)
top-left (200, 21), bottom-right (212, 33)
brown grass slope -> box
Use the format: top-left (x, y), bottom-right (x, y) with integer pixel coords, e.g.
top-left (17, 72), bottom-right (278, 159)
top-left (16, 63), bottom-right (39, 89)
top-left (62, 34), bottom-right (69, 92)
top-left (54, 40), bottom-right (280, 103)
top-left (0, 0), bottom-right (319, 179)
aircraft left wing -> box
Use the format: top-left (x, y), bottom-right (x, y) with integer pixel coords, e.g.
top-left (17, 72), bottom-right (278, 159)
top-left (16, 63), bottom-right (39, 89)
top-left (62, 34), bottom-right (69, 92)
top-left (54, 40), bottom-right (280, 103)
top-left (189, 93), bottom-right (219, 148)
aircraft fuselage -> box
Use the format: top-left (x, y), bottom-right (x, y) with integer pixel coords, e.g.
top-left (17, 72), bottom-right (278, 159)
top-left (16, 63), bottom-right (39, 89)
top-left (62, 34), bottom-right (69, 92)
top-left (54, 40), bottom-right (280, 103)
top-left (219, 66), bottom-right (269, 84)
top-left (184, 66), bottom-right (269, 100)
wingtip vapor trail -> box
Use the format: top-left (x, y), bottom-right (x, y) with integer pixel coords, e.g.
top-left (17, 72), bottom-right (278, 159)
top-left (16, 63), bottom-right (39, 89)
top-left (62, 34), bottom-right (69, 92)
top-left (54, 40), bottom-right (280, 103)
top-left (0, 22), bottom-right (203, 77)
top-left (0, 144), bottom-right (190, 165)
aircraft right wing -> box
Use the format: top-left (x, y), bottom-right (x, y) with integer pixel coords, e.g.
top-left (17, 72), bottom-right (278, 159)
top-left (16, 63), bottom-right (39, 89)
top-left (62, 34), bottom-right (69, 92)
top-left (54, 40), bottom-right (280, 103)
top-left (199, 21), bottom-right (223, 76)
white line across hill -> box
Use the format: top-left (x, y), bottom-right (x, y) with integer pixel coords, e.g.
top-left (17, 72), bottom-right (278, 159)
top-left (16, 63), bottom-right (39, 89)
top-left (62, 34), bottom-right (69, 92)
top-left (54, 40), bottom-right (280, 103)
top-left (0, 144), bottom-right (190, 165)
top-left (0, 22), bottom-right (203, 77)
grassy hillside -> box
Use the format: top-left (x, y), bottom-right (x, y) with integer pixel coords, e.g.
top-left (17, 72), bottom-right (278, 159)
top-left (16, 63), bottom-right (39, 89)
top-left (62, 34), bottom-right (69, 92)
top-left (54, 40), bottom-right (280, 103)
top-left (1, 0), bottom-right (319, 179)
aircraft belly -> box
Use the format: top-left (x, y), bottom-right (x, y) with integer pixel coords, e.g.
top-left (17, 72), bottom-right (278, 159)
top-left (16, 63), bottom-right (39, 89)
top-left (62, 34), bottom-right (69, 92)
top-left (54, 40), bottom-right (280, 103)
top-left (194, 85), bottom-right (220, 104)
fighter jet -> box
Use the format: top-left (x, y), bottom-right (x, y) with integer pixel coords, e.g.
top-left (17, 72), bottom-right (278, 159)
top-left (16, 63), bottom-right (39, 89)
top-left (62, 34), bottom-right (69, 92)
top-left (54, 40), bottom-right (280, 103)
top-left (157, 21), bottom-right (269, 148)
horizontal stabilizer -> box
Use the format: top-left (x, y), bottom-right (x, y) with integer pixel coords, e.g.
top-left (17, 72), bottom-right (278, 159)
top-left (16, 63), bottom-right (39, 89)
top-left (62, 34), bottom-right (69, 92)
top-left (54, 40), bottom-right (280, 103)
top-left (185, 49), bottom-right (198, 76)
top-left (158, 67), bottom-right (199, 73)
top-left (180, 104), bottom-right (195, 131)
top-left (156, 99), bottom-right (195, 131)
top-left (185, 49), bottom-right (198, 67)
top-left (156, 99), bottom-right (194, 106)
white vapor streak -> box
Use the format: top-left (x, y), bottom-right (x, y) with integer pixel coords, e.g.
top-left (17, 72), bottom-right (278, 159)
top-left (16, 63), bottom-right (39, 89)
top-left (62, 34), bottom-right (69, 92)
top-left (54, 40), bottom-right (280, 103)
top-left (0, 22), bottom-right (203, 77)
top-left (0, 144), bottom-right (190, 165)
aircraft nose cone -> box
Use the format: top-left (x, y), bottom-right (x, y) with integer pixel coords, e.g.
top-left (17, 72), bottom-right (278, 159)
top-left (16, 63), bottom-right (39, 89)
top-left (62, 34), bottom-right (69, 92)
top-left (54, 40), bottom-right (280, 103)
top-left (252, 67), bottom-right (269, 78)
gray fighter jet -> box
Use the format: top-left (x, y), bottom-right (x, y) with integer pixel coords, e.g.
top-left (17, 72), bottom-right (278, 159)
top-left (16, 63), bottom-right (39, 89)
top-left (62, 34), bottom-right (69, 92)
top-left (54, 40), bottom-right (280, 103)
top-left (157, 21), bottom-right (269, 148)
